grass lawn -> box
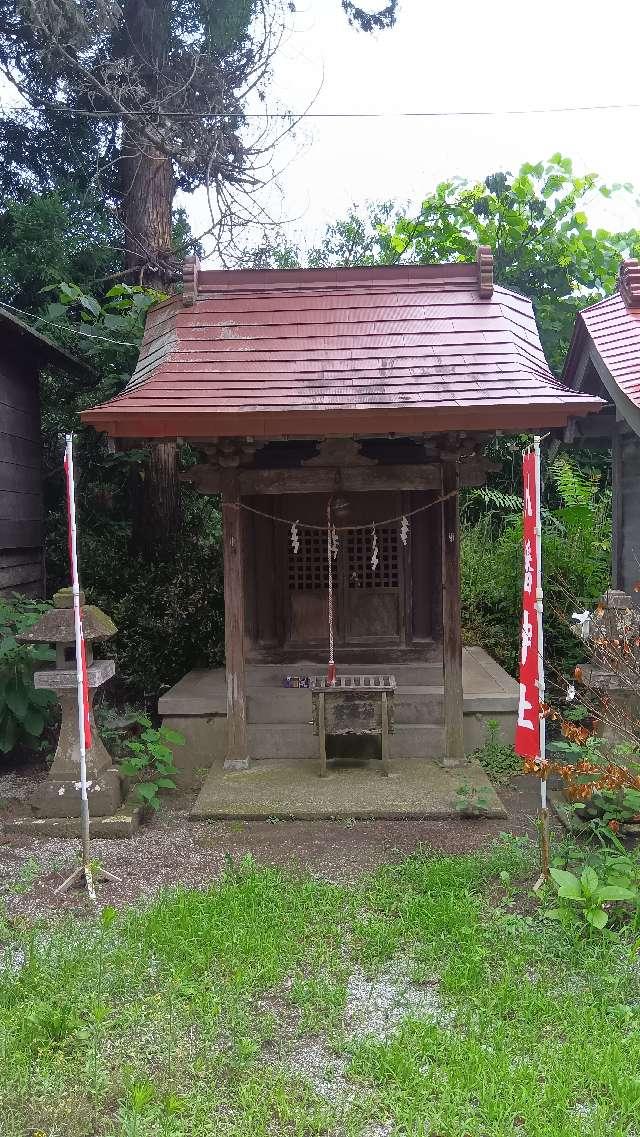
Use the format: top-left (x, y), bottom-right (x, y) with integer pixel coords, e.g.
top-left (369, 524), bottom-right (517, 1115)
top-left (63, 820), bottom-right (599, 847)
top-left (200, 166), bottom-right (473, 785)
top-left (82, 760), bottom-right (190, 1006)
top-left (2, 836), bottom-right (640, 1136)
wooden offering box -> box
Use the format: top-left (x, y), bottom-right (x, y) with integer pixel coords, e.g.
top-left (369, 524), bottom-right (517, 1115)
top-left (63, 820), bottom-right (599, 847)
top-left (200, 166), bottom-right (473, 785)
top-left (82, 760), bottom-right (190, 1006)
top-left (311, 675), bottom-right (396, 777)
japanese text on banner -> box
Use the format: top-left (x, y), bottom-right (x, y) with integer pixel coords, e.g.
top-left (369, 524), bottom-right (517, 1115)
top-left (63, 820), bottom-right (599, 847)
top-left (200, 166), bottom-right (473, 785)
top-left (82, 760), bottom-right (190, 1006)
top-left (515, 450), bottom-right (540, 759)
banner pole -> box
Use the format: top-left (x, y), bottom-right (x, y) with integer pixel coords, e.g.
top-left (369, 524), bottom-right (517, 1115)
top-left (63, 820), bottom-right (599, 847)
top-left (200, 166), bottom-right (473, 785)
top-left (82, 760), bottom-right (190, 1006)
top-left (54, 434), bottom-right (120, 899)
top-left (326, 497), bottom-right (336, 686)
top-left (534, 435), bottom-right (550, 882)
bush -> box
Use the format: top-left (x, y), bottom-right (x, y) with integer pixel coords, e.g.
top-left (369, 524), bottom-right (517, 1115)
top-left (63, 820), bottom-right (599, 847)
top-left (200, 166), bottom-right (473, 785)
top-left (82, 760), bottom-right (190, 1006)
top-left (461, 462), bottom-right (611, 679)
top-left (42, 445), bottom-right (225, 706)
top-left (470, 719), bottom-right (521, 784)
top-left (0, 596), bottom-right (57, 757)
top-left (102, 533), bottom-right (225, 703)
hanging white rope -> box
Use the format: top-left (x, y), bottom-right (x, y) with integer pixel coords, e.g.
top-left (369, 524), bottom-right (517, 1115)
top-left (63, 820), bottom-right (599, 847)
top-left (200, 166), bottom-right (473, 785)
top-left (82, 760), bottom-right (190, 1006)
top-left (370, 525), bottom-right (379, 572)
top-left (225, 489), bottom-right (457, 532)
top-left (331, 524), bottom-right (339, 560)
top-left (326, 499), bottom-right (336, 685)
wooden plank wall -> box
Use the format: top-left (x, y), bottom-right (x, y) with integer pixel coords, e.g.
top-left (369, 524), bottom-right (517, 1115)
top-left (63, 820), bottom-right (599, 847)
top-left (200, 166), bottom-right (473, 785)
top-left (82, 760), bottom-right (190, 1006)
top-left (0, 346), bottom-right (43, 598)
top-left (613, 430), bottom-right (640, 595)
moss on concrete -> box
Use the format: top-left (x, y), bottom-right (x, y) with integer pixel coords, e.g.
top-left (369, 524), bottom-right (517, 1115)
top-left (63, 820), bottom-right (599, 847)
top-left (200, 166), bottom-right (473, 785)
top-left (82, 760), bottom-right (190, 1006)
top-left (191, 757), bottom-right (506, 821)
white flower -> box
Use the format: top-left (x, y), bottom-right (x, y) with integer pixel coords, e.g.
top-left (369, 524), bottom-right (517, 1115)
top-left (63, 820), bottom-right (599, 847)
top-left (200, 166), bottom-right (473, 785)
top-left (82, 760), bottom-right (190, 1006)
top-left (572, 611), bottom-right (591, 639)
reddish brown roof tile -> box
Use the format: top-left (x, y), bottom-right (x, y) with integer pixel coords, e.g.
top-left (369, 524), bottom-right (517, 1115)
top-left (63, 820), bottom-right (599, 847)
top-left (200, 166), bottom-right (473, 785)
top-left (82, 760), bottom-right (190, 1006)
top-left (582, 297), bottom-right (640, 407)
top-left (82, 260), bottom-right (603, 438)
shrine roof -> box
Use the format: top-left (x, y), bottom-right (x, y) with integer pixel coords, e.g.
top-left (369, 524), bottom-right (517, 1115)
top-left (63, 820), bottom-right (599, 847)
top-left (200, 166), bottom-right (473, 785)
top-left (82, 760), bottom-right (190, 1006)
top-left (563, 260), bottom-right (640, 432)
top-left (82, 255), bottom-right (603, 438)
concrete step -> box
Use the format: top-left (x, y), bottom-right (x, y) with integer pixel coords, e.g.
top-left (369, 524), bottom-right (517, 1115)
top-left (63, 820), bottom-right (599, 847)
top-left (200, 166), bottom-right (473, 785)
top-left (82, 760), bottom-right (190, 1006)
top-left (247, 686), bottom-right (444, 725)
top-left (247, 722), bottom-right (444, 761)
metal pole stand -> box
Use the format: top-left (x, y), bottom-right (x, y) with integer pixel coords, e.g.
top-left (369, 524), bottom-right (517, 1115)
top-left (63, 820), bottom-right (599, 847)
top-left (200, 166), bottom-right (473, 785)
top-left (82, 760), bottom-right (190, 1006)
top-left (534, 767), bottom-right (551, 891)
top-left (54, 799), bottom-right (122, 900)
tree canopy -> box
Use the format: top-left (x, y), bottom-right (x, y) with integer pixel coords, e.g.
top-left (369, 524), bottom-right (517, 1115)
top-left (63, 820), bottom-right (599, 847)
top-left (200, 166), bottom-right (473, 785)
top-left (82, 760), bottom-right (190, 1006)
top-left (0, 0), bottom-right (402, 285)
top-left (252, 157), bottom-right (640, 371)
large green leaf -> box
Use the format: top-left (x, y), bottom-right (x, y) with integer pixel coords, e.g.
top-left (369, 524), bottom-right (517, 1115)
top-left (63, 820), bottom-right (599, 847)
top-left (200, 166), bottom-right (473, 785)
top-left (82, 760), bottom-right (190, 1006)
top-left (585, 908), bottom-right (608, 930)
top-left (550, 867), bottom-right (582, 898)
top-left (597, 886), bottom-right (637, 903)
top-left (5, 680), bottom-right (28, 720)
top-left (30, 688), bottom-right (56, 708)
top-left (581, 867), bottom-right (599, 897)
top-left (23, 708), bottom-right (45, 737)
top-left (160, 727), bottom-right (185, 745)
top-left (0, 711), bottom-right (17, 753)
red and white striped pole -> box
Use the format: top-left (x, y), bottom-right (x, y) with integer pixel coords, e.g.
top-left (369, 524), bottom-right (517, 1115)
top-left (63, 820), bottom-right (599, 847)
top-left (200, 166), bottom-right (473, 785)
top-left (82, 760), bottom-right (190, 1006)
top-left (54, 433), bottom-right (123, 898)
top-left (514, 436), bottom-right (549, 883)
top-left (52, 433), bottom-right (97, 897)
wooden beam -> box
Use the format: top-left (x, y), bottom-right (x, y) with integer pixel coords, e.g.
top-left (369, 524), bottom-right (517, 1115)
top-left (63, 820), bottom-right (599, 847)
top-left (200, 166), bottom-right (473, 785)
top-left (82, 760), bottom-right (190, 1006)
top-left (182, 458), bottom-right (495, 496)
top-left (440, 457), bottom-right (465, 767)
top-left (220, 469), bottom-right (249, 770)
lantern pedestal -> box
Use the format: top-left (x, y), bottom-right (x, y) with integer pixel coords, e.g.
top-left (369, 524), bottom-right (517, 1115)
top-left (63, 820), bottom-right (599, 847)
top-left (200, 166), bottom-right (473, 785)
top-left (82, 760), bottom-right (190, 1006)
top-left (30, 660), bottom-right (122, 818)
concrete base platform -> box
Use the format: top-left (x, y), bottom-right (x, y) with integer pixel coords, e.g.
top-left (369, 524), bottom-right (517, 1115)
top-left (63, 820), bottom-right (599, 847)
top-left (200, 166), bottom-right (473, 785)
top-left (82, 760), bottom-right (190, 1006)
top-left (160, 646), bottom-right (519, 790)
top-left (191, 757), bottom-right (507, 820)
top-left (5, 799), bottom-right (143, 839)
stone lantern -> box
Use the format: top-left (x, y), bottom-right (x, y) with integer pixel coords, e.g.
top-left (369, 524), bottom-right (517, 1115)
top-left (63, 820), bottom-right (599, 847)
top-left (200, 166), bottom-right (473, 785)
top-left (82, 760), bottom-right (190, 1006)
top-left (18, 588), bottom-right (123, 817)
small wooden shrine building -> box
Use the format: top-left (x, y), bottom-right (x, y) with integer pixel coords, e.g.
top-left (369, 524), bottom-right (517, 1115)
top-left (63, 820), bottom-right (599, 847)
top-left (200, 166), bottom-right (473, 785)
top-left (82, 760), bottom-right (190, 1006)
top-left (83, 252), bottom-right (601, 776)
top-left (1, 307), bottom-right (89, 598)
top-left (563, 259), bottom-right (640, 595)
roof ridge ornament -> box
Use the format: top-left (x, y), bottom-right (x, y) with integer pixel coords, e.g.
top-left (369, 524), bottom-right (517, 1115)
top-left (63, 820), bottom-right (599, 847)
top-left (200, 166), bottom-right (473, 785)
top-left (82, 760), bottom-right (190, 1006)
top-left (618, 259), bottom-right (640, 309)
top-left (476, 245), bottom-right (493, 298)
top-left (182, 254), bottom-right (200, 306)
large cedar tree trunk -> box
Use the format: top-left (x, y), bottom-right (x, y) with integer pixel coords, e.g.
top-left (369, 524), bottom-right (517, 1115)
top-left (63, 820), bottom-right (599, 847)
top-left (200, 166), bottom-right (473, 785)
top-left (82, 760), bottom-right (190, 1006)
top-left (119, 0), bottom-right (180, 558)
top-left (119, 0), bottom-right (175, 288)
top-left (120, 130), bottom-right (174, 289)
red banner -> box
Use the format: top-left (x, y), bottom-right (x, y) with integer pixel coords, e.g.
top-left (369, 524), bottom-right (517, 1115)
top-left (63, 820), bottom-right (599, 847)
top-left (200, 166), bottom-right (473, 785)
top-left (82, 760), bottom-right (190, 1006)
top-left (515, 450), bottom-right (541, 759)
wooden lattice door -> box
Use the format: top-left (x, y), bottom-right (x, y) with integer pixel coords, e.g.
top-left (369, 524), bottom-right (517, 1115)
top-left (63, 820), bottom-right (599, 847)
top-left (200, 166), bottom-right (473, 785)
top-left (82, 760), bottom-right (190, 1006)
top-left (285, 493), bottom-right (405, 650)
top-left (342, 523), bottom-right (402, 643)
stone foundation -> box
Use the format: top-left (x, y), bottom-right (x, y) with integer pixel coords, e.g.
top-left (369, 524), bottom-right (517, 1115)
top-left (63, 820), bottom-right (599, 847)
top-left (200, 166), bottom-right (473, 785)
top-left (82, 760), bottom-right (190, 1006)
top-left (160, 648), bottom-right (519, 789)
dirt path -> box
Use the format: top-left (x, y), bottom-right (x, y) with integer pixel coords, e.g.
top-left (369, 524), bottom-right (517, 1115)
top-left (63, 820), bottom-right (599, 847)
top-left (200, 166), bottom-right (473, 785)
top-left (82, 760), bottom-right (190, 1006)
top-left (0, 762), bottom-right (548, 921)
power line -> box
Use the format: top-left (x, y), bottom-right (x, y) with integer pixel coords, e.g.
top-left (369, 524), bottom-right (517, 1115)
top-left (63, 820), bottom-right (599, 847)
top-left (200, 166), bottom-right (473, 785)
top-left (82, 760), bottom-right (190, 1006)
top-left (0, 300), bottom-right (138, 347)
top-left (3, 101), bottom-right (640, 121)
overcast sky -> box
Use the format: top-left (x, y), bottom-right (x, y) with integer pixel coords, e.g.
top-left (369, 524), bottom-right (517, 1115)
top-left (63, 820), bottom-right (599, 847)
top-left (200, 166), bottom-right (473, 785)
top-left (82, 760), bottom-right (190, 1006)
top-left (185, 0), bottom-right (640, 261)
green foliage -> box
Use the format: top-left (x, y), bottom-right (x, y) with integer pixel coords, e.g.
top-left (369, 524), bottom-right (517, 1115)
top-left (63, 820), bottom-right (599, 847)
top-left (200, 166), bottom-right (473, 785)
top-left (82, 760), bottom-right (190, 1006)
top-left (341, 1), bottom-right (399, 31)
top-left (462, 453), bottom-right (611, 676)
top-left (545, 864), bottom-right (638, 932)
top-left (0, 188), bottom-right (120, 310)
top-left (41, 279), bottom-right (165, 401)
top-left (256, 159), bottom-right (640, 374)
top-left (86, 500), bottom-right (225, 703)
top-left (470, 719), bottom-right (521, 784)
top-left (382, 156), bottom-right (640, 371)
top-left (547, 736), bottom-right (640, 828)
top-left (118, 714), bottom-right (183, 810)
top-left (0, 596), bottom-right (57, 757)
top-left (30, 283), bottom-right (226, 709)
top-left (454, 781), bottom-right (493, 817)
top-left (6, 843), bottom-right (640, 1134)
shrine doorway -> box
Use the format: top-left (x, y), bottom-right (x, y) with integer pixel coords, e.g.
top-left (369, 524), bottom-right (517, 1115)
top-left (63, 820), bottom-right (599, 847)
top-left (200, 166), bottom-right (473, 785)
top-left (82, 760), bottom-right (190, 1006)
top-left (283, 492), bottom-right (405, 652)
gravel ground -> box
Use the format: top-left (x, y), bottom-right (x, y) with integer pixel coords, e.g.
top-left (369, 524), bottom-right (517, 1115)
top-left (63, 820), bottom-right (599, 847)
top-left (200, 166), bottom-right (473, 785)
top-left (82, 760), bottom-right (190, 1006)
top-left (0, 760), bottom-right (548, 922)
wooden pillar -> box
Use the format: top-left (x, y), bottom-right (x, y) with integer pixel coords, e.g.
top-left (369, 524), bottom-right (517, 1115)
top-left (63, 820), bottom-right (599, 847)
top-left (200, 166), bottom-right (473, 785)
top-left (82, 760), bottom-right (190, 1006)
top-left (221, 469), bottom-right (249, 770)
top-left (440, 455), bottom-right (465, 766)
top-left (611, 423), bottom-right (623, 590)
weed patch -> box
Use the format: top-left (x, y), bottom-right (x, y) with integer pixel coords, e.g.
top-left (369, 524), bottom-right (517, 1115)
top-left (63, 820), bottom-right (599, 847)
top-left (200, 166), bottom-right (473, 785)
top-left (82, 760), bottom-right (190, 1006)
top-left (1, 840), bottom-right (639, 1135)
